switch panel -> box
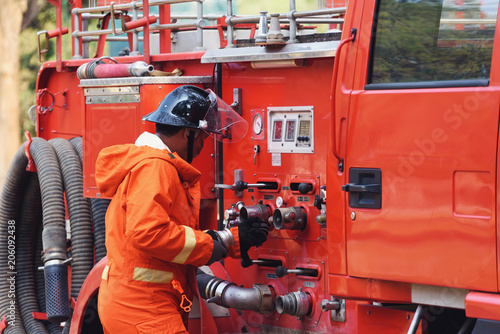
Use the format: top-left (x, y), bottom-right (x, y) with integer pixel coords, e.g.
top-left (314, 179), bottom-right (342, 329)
top-left (267, 106), bottom-right (314, 154)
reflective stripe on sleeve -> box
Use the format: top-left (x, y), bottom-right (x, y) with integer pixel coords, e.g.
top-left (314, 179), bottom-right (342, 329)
top-left (133, 267), bottom-right (173, 283)
top-left (102, 265), bottom-right (110, 280)
top-left (171, 225), bottom-right (197, 264)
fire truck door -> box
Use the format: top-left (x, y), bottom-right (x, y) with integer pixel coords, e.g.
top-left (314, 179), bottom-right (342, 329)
top-left (343, 0), bottom-right (500, 292)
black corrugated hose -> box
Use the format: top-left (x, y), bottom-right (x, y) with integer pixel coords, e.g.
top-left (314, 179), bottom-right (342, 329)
top-left (50, 138), bottom-right (94, 334)
top-left (89, 198), bottom-right (109, 264)
top-left (0, 144), bottom-right (29, 334)
top-left (50, 138), bottom-right (94, 299)
top-left (69, 137), bottom-right (109, 264)
top-left (0, 137), bottom-right (99, 333)
top-left (16, 173), bottom-right (48, 334)
top-left (28, 138), bottom-right (70, 325)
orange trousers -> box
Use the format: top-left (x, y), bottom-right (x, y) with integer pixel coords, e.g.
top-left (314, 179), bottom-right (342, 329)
top-left (99, 276), bottom-right (190, 334)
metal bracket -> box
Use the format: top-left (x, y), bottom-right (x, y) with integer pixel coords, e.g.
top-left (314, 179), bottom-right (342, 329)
top-left (36, 27), bottom-right (69, 62)
top-left (110, 2), bottom-right (127, 35)
top-left (230, 88), bottom-right (242, 115)
top-left (330, 298), bottom-right (346, 322)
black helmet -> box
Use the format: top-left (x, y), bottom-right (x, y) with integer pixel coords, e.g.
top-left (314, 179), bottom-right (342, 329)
top-left (143, 85), bottom-right (248, 143)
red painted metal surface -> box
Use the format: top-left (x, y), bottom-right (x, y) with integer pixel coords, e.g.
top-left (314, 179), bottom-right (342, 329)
top-left (218, 58), bottom-right (335, 331)
top-left (31, 312), bottom-right (47, 320)
top-left (69, 258), bottom-right (107, 334)
top-left (23, 131), bottom-right (37, 173)
top-left (0, 316), bottom-right (6, 333)
top-left (335, 0), bottom-right (500, 291)
top-left (328, 275), bottom-right (412, 303)
top-left (465, 292), bottom-right (500, 322)
top-left (357, 304), bottom-right (423, 334)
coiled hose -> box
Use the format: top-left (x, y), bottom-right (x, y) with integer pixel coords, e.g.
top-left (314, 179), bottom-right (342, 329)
top-left (16, 173), bottom-right (47, 334)
top-left (29, 138), bottom-right (70, 324)
top-left (50, 138), bottom-right (94, 299)
top-left (69, 137), bottom-right (109, 264)
top-left (50, 138), bottom-right (94, 334)
top-left (0, 137), bottom-right (102, 333)
top-left (0, 144), bottom-right (29, 334)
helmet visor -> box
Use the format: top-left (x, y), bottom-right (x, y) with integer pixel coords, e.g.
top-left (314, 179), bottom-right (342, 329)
top-left (201, 90), bottom-right (248, 142)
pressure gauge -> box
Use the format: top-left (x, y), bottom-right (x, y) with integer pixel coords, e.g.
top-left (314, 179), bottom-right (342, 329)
top-left (252, 113), bottom-right (263, 135)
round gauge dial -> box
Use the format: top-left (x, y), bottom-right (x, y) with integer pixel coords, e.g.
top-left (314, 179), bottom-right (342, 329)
top-left (252, 113), bottom-right (263, 135)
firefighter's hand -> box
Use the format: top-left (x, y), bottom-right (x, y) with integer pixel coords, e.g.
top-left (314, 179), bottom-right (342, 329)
top-left (205, 229), bottom-right (224, 245)
top-left (238, 217), bottom-right (269, 268)
top-left (206, 239), bottom-right (228, 266)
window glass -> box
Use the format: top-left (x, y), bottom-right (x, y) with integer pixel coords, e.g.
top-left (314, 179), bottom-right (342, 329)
top-left (369, 0), bottom-right (498, 84)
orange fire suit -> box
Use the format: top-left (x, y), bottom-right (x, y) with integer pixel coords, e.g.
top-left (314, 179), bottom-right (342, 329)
top-left (95, 132), bottom-right (239, 333)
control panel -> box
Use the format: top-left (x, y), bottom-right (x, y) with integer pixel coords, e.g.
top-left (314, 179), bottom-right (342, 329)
top-left (266, 106), bottom-right (314, 154)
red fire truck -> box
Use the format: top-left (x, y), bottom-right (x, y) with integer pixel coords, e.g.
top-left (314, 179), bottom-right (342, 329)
top-left (1, 0), bottom-right (499, 333)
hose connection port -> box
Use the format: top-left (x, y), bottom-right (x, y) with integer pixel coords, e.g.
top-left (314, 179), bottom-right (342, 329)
top-left (273, 207), bottom-right (307, 230)
top-left (240, 203), bottom-right (272, 222)
top-left (276, 290), bottom-right (312, 318)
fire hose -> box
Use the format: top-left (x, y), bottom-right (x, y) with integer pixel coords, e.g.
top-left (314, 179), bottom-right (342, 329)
top-left (77, 58), bottom-right (183, 80)
top-left (0, 137), bottom-right (108, 333)
top-left (77, 60), bottom-right (154, 79)
top-left (69, 137), bottom-right (109, 264)
top-left (197, 272), bottom-right (275, 314)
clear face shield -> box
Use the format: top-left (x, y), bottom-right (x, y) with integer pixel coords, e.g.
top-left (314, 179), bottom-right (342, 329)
top-left (198, 90), bottom-right (248, 143)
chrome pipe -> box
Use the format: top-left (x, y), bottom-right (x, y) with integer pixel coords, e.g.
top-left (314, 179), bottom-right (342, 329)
top-left (195, 0), bottom-right (204, 50)
top-left (227, 8), bottom-right (346, 24)
top-left (292, 7), bottom-right (347, 17)
top-left (198, 274), bottom-right (275, 314)
top-left (407, 305), bottom-right (426, 334)
top-left (131, 2), bottom-right (140, 55)
top-left (226, 0), bottom-right (235, 47)
top-left (73, 9), bottom-right (82, 59)
top-left (288, 0), bottom-right (297, 42)
top-left (154, 22), bottom-right (198, 30)
top-left (73, 0), bottom-right (197, 14)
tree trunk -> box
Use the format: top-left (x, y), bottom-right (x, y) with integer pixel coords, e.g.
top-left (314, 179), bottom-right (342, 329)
top-left (0, 0), bottom-right (28, 188)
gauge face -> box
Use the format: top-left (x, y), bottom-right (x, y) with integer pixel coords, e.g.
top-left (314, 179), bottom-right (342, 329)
top-left (272, 120), bottom-right (283, 142)
top-left (285, 120), bottom-right (296, 142)
top-left (252, 113), bottom-right (263, 135)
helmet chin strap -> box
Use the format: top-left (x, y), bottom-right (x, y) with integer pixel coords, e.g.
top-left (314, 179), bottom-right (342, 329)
top-left (186, 130), bottom-right (196, 164)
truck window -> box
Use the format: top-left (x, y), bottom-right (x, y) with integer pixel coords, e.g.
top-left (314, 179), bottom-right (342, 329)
top-left (367, 0), bottom-right (499, 88)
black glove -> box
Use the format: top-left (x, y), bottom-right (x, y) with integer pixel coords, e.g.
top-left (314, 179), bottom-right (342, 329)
top-left (238, 217), bottom-right (269, 268)
top-left (206, 239), bottom-right (228, 266)
top-left (205, 230), bottom-right (223, 245)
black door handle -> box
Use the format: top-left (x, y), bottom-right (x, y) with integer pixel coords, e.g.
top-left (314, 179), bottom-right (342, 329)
top-left (342, 183), bottom-right (380, 194)
top-left (343, 168), bottom-right (382, 209)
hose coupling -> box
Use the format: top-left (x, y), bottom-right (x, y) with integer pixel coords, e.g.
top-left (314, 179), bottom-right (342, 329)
top-left (128, 61), bottom-right (154, 76)
top-left (214, 228), bottom-right (235, 249)
top-left (239, 203), bottom-right (272, 222)
top-left (276, 290), bottom-right (312, 317)
top-left (273, 207), bottom-right (307, 230)
top-left (198, 274), bottom-right (275, 314)
top-left (320, 299), bottom-right (341, 312)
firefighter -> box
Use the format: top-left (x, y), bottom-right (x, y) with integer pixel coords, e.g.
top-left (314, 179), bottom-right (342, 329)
top-left (95, 85), bottom-right (269, 333)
